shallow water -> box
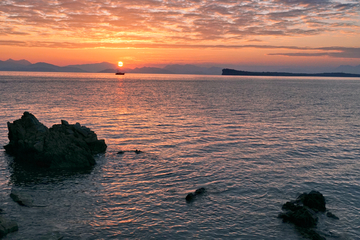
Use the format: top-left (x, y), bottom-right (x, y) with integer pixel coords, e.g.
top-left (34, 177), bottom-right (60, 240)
top-left (0, 72), bottom-right (359, 239)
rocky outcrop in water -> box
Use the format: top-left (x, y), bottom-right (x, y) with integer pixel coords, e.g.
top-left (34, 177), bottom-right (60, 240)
top-left (10, 190), bottom-right (34, 207)
top-left (0, 216), bottom-right (18, 238)
top-left (186, 187), bottom-right (206, 202)
top-left (117, 149), bottom-right (142, 154)
top-left (4, 112), bottom-right (107, 169)
top-left (278, 191), bottom-right (339, 240)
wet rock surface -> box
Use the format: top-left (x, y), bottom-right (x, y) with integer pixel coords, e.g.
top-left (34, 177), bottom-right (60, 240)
top-left (278, 191), bottom-right (339, 240)
top-left (186, 187), bottom-right (206, 202)
top-left (326, 211), bottom-right (339, 220)
top-left (0, 216), bottom-right (18, 238)
top-left (4, 112), bottom-right (107, 169)
top-left (10, 190), bottom-right (34, 207)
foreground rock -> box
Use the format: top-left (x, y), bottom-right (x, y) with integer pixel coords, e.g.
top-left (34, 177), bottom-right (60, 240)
top-left (0, 216), bottom-right (18, 238)
top-left (278, 191), bottom-right (339, 240)
top-left (4, 112), bottom-right (107, 169)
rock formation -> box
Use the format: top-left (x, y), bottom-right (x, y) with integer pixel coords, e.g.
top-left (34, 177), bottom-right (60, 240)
top-left (278, 191), bottom-right (339, 240)
top-left (186, 187), bottom-right (206, 202)
top-left (0, 216), bottom-right (18, 238)
top-left (4, 112), bottom-right (107, 169)
top-left (10, 190), bottom-right (34, 207)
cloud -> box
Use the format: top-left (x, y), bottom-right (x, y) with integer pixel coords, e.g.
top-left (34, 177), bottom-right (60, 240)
top-left (0, 0), bottom-right (359, 47)
top-left (268, 47), bottom-right (360, 59)
top-left (273, 0), bottom-right (331, 5)
top-left (1, 38), bottom-right (359, 59)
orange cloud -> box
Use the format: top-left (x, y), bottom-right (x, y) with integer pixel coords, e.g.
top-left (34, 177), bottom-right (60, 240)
top-left (0, 0), bottom-right (359, 66)
top-left (1, 0), bottom-right (359, 41)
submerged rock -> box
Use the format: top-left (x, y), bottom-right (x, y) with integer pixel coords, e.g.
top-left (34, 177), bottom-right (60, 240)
top-left (326, 211), bottom-right (339, 220)
top-left (116, 149), bottom-right (143, 155)
top-left (4, 112), bottom-right (107, 169)
top-left (185, 193), bottom-right (195, 202)
top-left (279, 205), bottom-right (318, 228)
top-left (195, 187), bottom-right (206, 195)
top-left (38, 231), bottom-right (64, 240)
top-left (301, 229), bottom-right (326, 240)
top-left (0, 216), bottom-right (18, 238)
top-left (186, 187), bottom-right (206, 202)
top-left (10, 190), bottom-right (34, 207)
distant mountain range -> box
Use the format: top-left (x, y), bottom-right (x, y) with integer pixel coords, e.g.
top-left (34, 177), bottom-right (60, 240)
top-left (334, 65), bottom-right (360, 74)
top-left (0, 59), bottom-right (222, 75)
top-left (1, 59), bottom-right (360, 75)
top-left (0, 59), bottom-right (87, 72)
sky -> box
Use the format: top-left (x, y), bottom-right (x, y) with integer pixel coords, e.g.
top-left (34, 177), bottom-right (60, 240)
top-left (1, 0), bottom-right (360, 69)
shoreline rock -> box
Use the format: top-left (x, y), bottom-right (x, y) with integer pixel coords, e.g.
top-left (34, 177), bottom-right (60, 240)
top-left (186, 187), bottom-right (206, 202)
top-left (4, 112), bottom-right (107, 169)
top-left (10, 190), bottom-right (34, 207)
top-left (0, 216), bottom-right (18, 238)
top-left (278, 191), bottom-right (339, 240)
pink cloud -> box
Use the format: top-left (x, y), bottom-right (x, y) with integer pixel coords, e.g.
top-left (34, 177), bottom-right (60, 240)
top-left (0, 0), bottom-right (359, 51)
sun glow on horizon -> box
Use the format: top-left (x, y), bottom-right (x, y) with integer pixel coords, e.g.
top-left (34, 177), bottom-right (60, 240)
top-left (118, 61), bottom-right (123, 67)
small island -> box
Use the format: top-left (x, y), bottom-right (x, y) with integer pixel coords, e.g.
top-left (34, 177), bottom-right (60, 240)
top-left (222, 68), bottom-right (360, 78)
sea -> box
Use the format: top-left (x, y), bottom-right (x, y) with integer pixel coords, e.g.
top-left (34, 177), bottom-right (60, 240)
top-left (0, 71), bottom-right (359, 239)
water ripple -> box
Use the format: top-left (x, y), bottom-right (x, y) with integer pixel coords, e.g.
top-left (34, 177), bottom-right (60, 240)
top-left (1, 73), bottom-right (360, 239)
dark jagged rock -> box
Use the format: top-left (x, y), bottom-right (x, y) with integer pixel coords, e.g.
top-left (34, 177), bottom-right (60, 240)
top-left (298, 190), bottom-right (326, 212)
top-left (4, 112), bottom-right (107, 169)
top-left (195, 187), bottom-right (206, 195)
top-left (186, 187), bottom-right (206, 202)
top-left (117, 150), bottom-right (142, 154)
top-left (326, 211), bottom-right (339, 220)
top-left (185, 193), bottom-right (195, 202)
top-left (0, 216), bottom-right (18, 238)
top-left (278, 191), bottom-right (329, 240)
top-left (279, 206), bottom-right (317, 228)
top-left (301, 229), bottom-right (326, 240)
top-left (282, 201), bottom-right (298, 211)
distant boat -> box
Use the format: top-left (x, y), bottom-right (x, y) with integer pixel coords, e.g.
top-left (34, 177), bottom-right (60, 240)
top-left (115, 72), bottom-right (125, 75)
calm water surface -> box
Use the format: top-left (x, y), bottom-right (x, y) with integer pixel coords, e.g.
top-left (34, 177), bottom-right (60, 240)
top-left (0, 72), bottom-right (359, 239)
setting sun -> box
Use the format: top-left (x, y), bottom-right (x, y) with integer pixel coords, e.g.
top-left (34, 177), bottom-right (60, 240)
top-left (0, 1), bottom-right (359, 71)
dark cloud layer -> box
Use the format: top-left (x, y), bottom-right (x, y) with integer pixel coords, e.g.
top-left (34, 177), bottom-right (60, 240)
top-left (269, 47), bottom-right (360, 59)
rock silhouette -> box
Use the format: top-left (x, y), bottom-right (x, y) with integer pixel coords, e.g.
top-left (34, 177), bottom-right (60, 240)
top-left (10, 190), bottom-right (34, 207)
top-left (4, 112), bottom-right (107, 169)
top-left (186, 187), bottom-right (206, 202)
top-left (0, 216), bottom-right (18, 238)
top-left (117, 150), bottom-right (143, 154)
top-left (278, 191), bottom-right (339, 240)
